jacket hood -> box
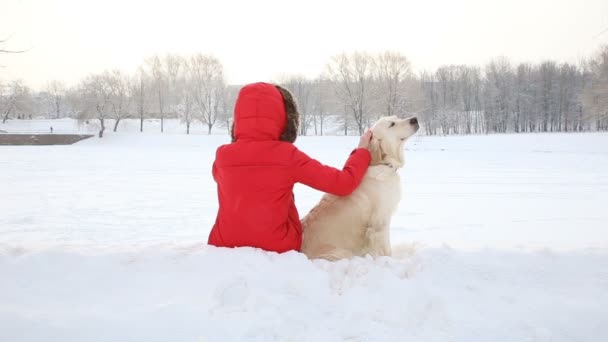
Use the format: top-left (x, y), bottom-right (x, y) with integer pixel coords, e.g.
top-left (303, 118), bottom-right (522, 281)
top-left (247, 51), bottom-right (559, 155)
top-left (233, 82), bottom-right (286, 141)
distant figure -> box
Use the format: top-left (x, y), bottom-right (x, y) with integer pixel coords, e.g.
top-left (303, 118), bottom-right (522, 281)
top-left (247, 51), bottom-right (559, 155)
top-left (50, 126), bottom-right (53, 134)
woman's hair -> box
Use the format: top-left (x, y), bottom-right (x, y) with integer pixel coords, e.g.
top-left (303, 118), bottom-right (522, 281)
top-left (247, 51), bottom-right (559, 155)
top-left (275, 85), bottom-right (300, 143)
top-left (230, 84), bottom-right (300, 143)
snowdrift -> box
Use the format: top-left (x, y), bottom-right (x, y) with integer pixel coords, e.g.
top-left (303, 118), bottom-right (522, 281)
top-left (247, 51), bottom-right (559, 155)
top-left (1, 244), bottom-right (607, 342)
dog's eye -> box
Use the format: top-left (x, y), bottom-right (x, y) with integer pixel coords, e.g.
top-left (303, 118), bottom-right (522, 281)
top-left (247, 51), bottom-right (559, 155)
top-left (389, 122), bottom-right (395, 128)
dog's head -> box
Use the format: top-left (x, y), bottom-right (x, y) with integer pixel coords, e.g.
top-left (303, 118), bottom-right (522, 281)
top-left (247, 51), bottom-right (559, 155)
top-left (369, 116), bottom-right (419, 168)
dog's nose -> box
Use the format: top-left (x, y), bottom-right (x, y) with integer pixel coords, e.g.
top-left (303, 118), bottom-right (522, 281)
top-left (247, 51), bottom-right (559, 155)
top-left (409, 117), bottom-right (418, 125)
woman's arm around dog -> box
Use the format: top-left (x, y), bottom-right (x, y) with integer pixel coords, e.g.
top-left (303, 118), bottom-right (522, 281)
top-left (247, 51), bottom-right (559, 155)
top-left (291, 131), bottom-right (372, 196)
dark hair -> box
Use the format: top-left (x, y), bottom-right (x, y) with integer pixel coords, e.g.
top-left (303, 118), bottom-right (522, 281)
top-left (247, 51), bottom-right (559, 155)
top-left (275, 85), bottom-right (300, 143)
top-left (230, 84), bottom-right (300, 143)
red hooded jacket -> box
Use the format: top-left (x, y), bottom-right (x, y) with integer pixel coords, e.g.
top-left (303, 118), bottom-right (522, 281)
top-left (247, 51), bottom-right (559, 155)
top-left (207, 83), bottom-right (371, 253)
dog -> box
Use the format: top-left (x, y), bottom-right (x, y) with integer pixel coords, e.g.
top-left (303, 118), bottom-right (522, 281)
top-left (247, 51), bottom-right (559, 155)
top-left (301, 116), bottom-right (419, 260)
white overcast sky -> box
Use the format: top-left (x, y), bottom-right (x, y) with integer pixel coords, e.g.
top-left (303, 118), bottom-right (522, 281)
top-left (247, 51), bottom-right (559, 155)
top-left (1, 0), bottom-right (607, 89)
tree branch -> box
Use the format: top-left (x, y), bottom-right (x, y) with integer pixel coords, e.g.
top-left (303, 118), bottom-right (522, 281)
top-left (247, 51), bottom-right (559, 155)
top-left (0, 49), bottom-right (26, 54)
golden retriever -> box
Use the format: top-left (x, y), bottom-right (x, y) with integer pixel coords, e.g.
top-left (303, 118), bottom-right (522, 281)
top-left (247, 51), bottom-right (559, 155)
top-left (301, 116), bottom-right (419, 260)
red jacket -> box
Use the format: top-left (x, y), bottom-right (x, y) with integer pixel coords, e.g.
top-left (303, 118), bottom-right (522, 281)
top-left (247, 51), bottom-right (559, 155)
top-left (208, 83), bottom-right (371, 253)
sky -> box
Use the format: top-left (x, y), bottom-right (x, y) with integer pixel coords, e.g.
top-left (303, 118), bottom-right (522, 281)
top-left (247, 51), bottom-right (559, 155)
top-left (1, 0), bottom-right (607, 90)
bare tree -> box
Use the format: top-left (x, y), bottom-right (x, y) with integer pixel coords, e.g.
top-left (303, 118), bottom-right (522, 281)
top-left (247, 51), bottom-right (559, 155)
top-left (557, 63), bottom-right (580, 132)
top-left (106, 70), bottom-right (132, 132)
top-left (222, 85), bottom-right (239, 129)
top-left (435, 65), bottom-right (461, 134)
top-left (326, 52), bottom-right (374, 135)
top-left (1, 80), bottom-right (15, 123)
top-left (279, 75), bottom-right (314, 135)
top-left (131, 67), bottom-right (152, 132)
top-left (178, 86), bottom-right (196, 134)
top-left (1, 80), bottom-right (32, 123)
top-left (78, 74), bottom-right (113, 138)
top-left (174, 57), bottom-right (196, 134)
top-left (583, 45), bottom-right (608, 130)
top-left (43, 80), bottom-right (66, 119)
top-left (164, 54), bottom-right (182, 123)
top-left (537, 61), bottom-right (560, 132)
top-left (189, 54), bottom-right (226, 134)
top-left (309, 77), bottom-right (333, 135)
top-left (456, 66), bottom-right (482, 134)
top-left (146, 55), bottom-right (166, 133)
top-left (373, 51), bottom-right (412, 118)
top-left (514, 63), bottom-right (534, 132)
top-left (578, 59), bottom-right (593, 132)
top-left (483, 58), bottom-right (514, 133)
top-left (418, 71), bottom-right (438, 135)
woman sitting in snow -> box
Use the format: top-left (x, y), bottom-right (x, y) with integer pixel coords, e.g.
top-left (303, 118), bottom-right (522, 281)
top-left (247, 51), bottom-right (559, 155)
top-left (208, 82), bottom-right (372, 253)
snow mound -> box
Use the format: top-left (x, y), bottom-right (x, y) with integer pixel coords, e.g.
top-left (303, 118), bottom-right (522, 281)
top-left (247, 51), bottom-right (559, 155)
top-left (1, 243), bottom-right (606, 342)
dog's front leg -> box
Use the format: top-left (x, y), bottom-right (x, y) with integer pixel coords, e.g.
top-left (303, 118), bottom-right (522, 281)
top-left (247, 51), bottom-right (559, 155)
top-left (365, 224), bottom-right (392, 257)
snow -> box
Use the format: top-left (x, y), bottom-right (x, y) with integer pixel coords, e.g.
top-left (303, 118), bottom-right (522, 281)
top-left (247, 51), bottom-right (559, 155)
top-left (2, 245), bottom-right (606, 341)
top-left (0, 118), bottom-right (228, 135)
top-left (1, 120), bottom-right (608, 341)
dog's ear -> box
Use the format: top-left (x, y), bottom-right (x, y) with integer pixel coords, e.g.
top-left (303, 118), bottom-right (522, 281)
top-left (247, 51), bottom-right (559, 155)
top-left (369, 137), bottom-right (386, 165)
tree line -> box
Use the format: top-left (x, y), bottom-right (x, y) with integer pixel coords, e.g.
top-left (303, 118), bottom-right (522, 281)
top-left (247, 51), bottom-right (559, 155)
top-left (1, 46), bottom-right (607, 137)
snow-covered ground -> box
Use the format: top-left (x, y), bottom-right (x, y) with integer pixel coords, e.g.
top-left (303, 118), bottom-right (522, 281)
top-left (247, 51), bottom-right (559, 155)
top-left (0, 118), bottom-right (228, 135)
top-left (1, 121), bottom-right (608, 341)
top-left (0, 117), bottom-right (347, 136)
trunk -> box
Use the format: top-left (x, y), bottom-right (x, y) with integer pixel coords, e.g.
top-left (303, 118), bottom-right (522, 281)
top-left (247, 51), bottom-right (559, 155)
top-left (578, 104), bottom-right (583, 132)
top-left (186, 121), bottom-right (191, 135)
top-left (98, 118), bottom-right (106, 138)
top-left (208, 123), bottom-right (212, 135)
top-left (320, 118), bottom-right (323, 136)
top-left (343, 109), bottom-right (348, 136)
top-left (139, 77), bottom-right (145, 133)
top-left (300, 118), bottom-right (306, 136)
top-left (158, 84), bottom-right (164, 133)
top-left (113, 118), bottom-right (121, 132)
top-left (55, 99), bottom-right (61, 119)
top-left (357, 108), bottom-right (365, 135)
top-left (2, 106), bottom-right (13, 124)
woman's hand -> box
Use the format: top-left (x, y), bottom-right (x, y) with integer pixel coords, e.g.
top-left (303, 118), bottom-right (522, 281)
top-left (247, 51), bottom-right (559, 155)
top-left (358, 130), bottom-right (373, 149)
